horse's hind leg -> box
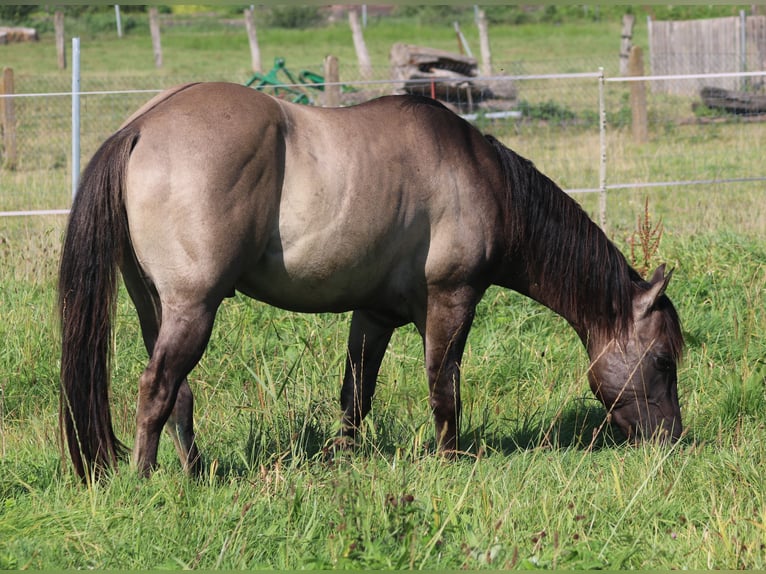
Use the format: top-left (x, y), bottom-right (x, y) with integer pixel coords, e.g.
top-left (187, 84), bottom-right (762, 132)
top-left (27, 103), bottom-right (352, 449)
top-left (132, 303), bottom-right (217, 477)
top-left (123, 264), bottom-right (204, 475)
top-left (338, 310), bottom-right (395, 445)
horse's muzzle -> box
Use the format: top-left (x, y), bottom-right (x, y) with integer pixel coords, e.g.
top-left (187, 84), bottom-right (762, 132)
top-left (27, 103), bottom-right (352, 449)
top-left (611, 405), bottom-right (683, 444)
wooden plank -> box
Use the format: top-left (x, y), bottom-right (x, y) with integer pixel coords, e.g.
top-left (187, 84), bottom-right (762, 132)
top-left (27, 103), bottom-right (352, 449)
top-left (389, 42), bottom-right (515, 108)
top-left (390, 42), bottom-right (477, 90)
top-left (0, 27), bottom-right (38, 42)
top-left (700, 86), bottom-right (766, 114)
top-left (745, 16), bottom-right (766, 76)
top-left (648, 16), bottom-right (758, 95)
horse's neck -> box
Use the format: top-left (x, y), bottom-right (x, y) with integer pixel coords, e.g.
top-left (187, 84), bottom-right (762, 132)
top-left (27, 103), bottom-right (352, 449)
top-left (485, 135), bottom-right (635, 345)
top-left (504, 258), bottom-right (591, 344)
top-left (500, 199), bottom-right (634, 347)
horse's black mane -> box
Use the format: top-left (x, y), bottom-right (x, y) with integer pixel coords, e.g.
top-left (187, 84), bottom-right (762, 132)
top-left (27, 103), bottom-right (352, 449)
top-left (398, 93), bottom-right (451, 112)
top-left (484, 134), bottom-right (645, 339)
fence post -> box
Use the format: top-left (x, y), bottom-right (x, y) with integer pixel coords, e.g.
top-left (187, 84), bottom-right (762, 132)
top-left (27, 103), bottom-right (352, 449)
top-left (149, 7), bottom-right (163, 68)
top-left (55, 10), bottom-right (66, 70)
top-left (629, 46), bottom-right (648, 144)
top-left (598, 67), bottom-right (607, 230)
top-left (72, 38), bottom-right (80, 199)
top-left (115, 5), bottom-right (123, 38)
top-left (2, 67), bottom-right (17, 170)
top-left (244, 7), bottom-right (261, 73)
top-left (349, 8), bottom-right (372, 81)
top-left (740, 9), bottom-right (748, 90)
top-left (322, 55), bottom-right (340, 107)
top-left (476, 9), bottom-right (492, 76)
top-left (619, 13), bottom-right (635, 76)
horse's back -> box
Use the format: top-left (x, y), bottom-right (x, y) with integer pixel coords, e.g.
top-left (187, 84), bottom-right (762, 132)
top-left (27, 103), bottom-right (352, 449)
top-left (119, 82), bottom-right (202, 129)
top-left (247, 93), bottom-right (504, 311)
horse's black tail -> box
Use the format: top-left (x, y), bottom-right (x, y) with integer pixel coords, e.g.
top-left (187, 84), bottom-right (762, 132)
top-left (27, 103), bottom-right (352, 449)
top-left (58, 127), bottom-right (139, 480)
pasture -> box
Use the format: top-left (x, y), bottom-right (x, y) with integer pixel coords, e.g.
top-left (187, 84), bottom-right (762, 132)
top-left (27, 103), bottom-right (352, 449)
top-left (1, 7), bottom-right (765, 569)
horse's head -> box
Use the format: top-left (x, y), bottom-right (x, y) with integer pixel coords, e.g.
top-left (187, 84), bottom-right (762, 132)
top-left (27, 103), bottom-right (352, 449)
top-left (587, 265), bottom-right (683, 443)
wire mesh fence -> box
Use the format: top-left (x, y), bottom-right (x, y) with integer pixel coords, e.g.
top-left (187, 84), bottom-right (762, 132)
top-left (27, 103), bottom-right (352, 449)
top-left (2, 64), bottom-right (765, 229)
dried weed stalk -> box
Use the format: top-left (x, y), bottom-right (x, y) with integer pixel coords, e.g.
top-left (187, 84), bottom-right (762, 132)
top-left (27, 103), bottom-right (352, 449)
top-left (629, 197), bottom-right (663, 277)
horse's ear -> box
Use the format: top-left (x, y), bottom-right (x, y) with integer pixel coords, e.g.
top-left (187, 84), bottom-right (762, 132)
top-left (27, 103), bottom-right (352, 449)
top-left (648, 263), bottom-right (667, 285)
top-left (634, 265), bottom-right (673, 318)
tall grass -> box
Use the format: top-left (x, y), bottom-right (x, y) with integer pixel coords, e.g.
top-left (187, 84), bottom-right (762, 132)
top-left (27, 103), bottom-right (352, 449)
top-left (1, 178), bottom-right (764, 570)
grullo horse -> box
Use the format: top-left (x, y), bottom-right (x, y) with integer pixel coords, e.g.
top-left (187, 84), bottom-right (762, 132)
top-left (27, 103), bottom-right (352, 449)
top-left (59, 83), bottom-right (684, 479)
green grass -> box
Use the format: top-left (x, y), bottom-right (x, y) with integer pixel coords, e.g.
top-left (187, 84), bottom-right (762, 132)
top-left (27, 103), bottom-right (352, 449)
top-left (3, 9), bottom-right (631, 78)
top-left (1, 9), bottom-right (766, 571)
top-left (1, 185), bottom-right (764, 571)
top-left (1, 227), bottom-right (765, 569)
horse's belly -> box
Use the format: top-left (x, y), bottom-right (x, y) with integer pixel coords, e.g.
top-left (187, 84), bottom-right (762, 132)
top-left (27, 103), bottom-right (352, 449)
top-left (236, 267), bottom-right (404, 314)
top-left (236, 275), bottom-right (371, 313)
top-left (236, 235), bottom-right (423, 314)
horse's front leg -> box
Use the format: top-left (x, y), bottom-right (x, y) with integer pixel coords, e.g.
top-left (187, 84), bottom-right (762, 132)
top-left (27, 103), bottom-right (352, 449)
top-left (338, 310), bottom-right (395, 445)
top-left (422, 288), bottom-right (479, 455)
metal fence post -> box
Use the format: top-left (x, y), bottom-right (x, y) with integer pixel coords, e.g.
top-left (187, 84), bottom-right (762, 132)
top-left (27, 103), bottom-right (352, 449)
top-left (598, 66), bottom-right (607, 230)
top-left (72, 37), bottom-right (80, 200)
top-left (115, 5), bottom-right (123, 39)
top-left (740, 9), bottom-right (748, 90)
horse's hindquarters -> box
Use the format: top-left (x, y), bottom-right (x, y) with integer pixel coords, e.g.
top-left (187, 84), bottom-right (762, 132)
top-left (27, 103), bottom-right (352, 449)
top-left (124, 85), bottom-right (286, 307)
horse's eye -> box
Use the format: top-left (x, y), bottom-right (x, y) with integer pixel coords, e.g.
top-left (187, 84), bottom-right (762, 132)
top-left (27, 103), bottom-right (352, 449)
top-left (654, 355), bottom-right (674, 372)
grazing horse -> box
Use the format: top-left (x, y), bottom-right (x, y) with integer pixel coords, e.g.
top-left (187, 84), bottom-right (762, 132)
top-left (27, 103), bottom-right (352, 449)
top-left (58, 83), bottom-right (684, 479)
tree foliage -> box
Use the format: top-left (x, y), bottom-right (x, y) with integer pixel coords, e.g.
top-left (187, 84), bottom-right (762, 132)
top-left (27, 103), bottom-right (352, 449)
top-left (0, 5), bottom-right (37, 24)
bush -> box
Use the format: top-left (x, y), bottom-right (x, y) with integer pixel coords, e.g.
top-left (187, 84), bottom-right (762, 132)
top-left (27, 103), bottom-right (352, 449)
top-left (517, 99), bottom-right (577, 122)
top-left (395, 6), bottom-right (473, 26)
top-left (0, 5), bottom-right (37, 25)
top-left (265, 7), bottom-right (322, 30)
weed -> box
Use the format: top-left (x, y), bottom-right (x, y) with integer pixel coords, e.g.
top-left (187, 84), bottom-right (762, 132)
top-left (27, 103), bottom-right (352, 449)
top-left (628, 196), bottom-right (664, 277)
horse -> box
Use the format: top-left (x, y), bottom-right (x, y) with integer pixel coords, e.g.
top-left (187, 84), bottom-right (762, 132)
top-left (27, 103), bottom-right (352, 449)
top-left (58, 82), bottom-right (684, 479)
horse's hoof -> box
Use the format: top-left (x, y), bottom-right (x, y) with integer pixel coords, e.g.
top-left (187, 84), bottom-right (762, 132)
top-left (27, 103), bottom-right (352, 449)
top-left (321, 436), bottom-right (355, 463)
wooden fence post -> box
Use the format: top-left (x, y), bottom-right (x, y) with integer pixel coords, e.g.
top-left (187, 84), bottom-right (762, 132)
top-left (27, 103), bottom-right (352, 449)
top-left (619, 13), bottom-right (636, 76)
top-left (244, 7), bottom-right (261, 73)
top-left (629, 45), bottom-right (648, 144)
top-left (55, 10), bottom-right (66, 70)
top-left (149, 7), bottom-right (163, 68)
top-left (349, 8), bottom-right (372, 81)
top-left (322, 55), bottom-right (340, 107)
top-left (477, 9), bottom-right (492, 76)
top-left (2, 67), bottom-right (17, 170)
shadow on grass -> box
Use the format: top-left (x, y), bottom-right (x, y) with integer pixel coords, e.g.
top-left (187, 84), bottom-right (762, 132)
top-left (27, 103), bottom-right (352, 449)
top-left (462, 400), bottom-right (630, 455)
top-left (204, 412), bottom-right (329, 478)
top-left (206, 402), bottom-right (625, 479)
top-left (203, 396), bottom-right (709, 480)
